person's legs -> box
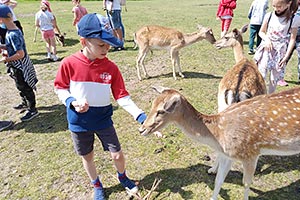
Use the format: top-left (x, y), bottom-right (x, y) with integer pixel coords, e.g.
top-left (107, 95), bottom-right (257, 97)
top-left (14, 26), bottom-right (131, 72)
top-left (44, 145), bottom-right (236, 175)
top-left (248, 24), bottom-right (256, 54)
top-left (223, 18), bottom-right (232, 37)
top-left (82, 151), bottom-right (98, 181)
top-left (49, 36), bottom-right (59, 61)
top-left (121, 22), bottom-right (125, 41)
top-left (8, 67), bottom-right (38, 121)
top-left (50, 37), bottom-right (57, 55)
top-left (44, 38), bottom-right (52, 58)
top-left (42, 30), bottom-right (56, 59)
top-left (269, 69), bottom-right (280, 94)
top-left (255, 25), bottom-right (262, 47)
top-left (111, 150), bottom-right (138, 193)
top-left (96, 126), bottom-right (138, 193)
top-left (110, 10), bottom-right (124, 49)
top-left (220, 19), bottom-right (226, 38)
top-left (72, 131), bottom-right (105, 199)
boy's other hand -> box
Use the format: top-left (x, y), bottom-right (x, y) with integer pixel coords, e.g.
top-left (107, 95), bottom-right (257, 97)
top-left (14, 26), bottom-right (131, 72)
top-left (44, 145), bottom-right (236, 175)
top-left (72, 98), bottom-right (89, 113)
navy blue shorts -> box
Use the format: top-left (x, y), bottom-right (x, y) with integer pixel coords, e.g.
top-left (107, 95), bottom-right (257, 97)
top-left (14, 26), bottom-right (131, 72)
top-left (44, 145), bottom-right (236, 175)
top-left (71, 126), bottom-right (121, 156)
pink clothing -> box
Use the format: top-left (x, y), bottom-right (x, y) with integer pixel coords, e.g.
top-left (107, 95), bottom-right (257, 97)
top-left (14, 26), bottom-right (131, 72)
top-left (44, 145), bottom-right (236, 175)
top-left (72, 5), bottom-right (88, 26)
top-left (41, 29), bottom-right (54, 40)
top-left (221, 18), bottom-right (232, 32)
top-left (216, 0), bottom-right (237, 18)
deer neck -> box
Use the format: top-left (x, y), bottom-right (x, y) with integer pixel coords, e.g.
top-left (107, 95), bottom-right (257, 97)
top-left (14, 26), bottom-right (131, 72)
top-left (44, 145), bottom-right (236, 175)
top-left (176, 101), bottom-right (223, 151)
top-left (182, 32), bottom-right (203, 47)
top-left (233, 42), bottom-right (245, 63)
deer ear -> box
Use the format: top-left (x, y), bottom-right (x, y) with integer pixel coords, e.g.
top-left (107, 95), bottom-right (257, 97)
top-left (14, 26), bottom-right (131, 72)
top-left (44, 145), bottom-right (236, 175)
top-left (152, 86), bottom-right (169, 94)
top-left (240, 24), bottom-right (248, 34)
top-left (163, 94), bottom-right (181, 113)
top-left (232, 29), bottom-right (240, 38)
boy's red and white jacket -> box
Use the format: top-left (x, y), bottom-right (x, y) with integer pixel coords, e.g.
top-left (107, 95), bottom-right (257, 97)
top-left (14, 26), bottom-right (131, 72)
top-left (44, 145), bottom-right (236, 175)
top-left (54, 51), bottom-right (145, 132)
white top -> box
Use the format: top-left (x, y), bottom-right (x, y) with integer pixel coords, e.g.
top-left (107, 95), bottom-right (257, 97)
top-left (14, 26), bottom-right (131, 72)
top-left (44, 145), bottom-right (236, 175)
top-left (248, 0), bottom-right (269, 25)
top-left (105, 0), bottom-right (121, 10)
top-left (264, 12), bottom-right (300, 41)
top-left (35, 10), bottom-right (54, 31)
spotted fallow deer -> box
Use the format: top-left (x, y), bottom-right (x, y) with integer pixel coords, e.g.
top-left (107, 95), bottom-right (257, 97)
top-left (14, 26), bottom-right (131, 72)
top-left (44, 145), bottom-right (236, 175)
top-left (139, 86), bottom-right (300, 200)
top-left (208, 25), bottom-right (267, 174)
top-left (134, 25), bottom-right (216, 80)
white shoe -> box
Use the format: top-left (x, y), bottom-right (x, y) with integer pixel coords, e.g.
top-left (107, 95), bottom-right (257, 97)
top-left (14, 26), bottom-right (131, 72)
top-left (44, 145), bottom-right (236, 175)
top-left (51, 54), bottom-right (59, 61)
top-left (46, 53), bottom-right (51, 59)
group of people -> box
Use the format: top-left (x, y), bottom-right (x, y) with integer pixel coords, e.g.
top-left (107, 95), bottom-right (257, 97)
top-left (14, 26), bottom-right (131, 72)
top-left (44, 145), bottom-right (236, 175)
top-left (1, 0), bottom-right (300, 200)
top-left (0, 1), bottom-right (139, 200)
top-left (217, 0), bottom-right (300, 93)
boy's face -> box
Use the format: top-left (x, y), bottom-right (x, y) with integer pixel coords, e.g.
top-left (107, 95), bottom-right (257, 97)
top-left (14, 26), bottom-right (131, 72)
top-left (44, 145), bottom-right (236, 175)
top-left (82, 38), bottom-right (110, 60)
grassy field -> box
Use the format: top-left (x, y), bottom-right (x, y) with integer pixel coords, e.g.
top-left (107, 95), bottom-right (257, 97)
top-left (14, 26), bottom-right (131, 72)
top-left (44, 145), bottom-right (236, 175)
top-left (0, 0), bottom-right (300, 199)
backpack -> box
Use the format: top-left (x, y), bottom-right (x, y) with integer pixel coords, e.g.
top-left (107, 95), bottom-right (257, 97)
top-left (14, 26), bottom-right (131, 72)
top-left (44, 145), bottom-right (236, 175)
top-left (120, 0), bottom-right (126, 6)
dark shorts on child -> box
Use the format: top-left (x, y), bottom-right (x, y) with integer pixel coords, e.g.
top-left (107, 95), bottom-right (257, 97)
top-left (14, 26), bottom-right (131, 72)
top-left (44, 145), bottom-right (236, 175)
top-left (71, 126), bottom-right (121, 156)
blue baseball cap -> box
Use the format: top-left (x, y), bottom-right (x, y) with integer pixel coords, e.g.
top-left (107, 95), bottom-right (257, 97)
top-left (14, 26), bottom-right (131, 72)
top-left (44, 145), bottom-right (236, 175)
top-left (77, 13), bottom-right (123, 47)
top-left (0, 4), bottom-right (12, 18)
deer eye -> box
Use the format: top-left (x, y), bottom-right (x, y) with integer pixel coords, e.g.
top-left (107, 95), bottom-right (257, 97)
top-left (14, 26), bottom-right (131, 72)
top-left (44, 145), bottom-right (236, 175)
top-left (157, 110), bottom-right (165, 116)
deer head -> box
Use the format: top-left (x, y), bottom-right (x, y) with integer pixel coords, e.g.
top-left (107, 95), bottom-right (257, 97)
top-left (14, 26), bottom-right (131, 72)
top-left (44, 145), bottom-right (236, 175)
top-left (197, 24), bottom-right (216, 44)
top-left (215, 24), bottom-right (248, 49)
top-left (139, 86), bottom-right (181, 136)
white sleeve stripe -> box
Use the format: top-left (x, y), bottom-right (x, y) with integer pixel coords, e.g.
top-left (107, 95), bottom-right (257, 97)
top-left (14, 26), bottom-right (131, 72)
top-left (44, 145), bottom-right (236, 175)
top-left (117, 96), bottom-right (144, 120)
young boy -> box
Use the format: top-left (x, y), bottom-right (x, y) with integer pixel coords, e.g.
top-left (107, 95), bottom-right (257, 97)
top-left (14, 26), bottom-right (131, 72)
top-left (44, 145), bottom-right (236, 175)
top-left (54, 13), bottom-right (146, 200)
top-left (0, 5), bottom-right (39, 122)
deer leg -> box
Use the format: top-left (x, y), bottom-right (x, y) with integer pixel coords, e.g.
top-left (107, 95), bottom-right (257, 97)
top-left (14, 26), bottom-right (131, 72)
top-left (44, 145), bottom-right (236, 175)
top-left (211, 155), bottom-right (232, 200)
top-left (140, 49), bottom-right (150, 79)
top-left (242, 158), bottom-right (258, 200)
top-left (136, 48), bottom-right (150, 80)
top-left (174, 51), bottom-right (184, 78)
top-left (170, 50), bottom-right (177, 80)
top-left (208, 154), bottom-right (220, 174)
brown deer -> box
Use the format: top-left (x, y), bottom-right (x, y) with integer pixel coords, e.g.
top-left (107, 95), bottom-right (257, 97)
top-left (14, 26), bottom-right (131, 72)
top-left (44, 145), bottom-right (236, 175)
top-left (139, 86), bottom-right (300, 200)
top-left (208, 25), bottom-right (267, 174)
top-left (134, 25), bottom-right (216, 80)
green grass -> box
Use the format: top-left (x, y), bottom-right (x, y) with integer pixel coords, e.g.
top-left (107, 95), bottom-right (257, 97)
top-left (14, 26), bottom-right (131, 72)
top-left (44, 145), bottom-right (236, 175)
top-left (0, 0), bottom-right (300, 199)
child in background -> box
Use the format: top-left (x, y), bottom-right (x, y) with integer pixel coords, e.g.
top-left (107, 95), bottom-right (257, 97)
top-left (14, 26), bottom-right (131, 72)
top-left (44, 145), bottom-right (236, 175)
top-left (103, 0), bottom-right (125, 51)
top-left (247, 0), bottom-right (269, 55)
top-left (35, 1), bottom-right (59, 61)
top-left (254, 0), bottom-right (299, 93)
top-left (0, 5), bottom-right (39, 121)
top-left (0, 0), bottom-right (23, 34)
top-left (54, 13), bottom-right (145, 200)
top-left (216, 0), bottom-right (237, 38)
top-left (72, 0), bottom-right (88, 29)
